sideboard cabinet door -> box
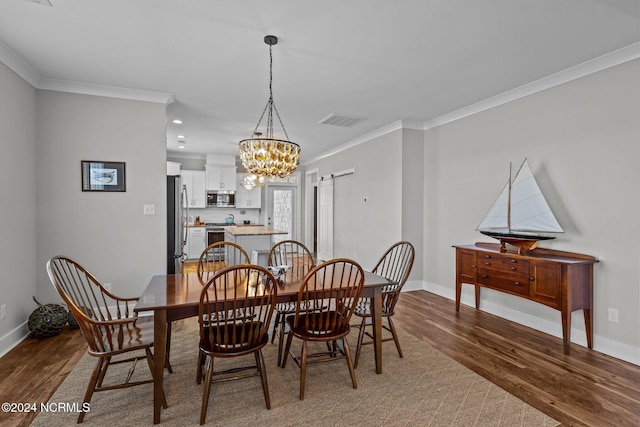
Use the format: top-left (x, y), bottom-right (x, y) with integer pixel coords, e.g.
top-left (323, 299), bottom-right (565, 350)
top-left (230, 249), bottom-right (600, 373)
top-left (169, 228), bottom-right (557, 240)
top-left (457, 249), bottom-right (477, 282)
top-left (530, 260), bottom-right (562, 309)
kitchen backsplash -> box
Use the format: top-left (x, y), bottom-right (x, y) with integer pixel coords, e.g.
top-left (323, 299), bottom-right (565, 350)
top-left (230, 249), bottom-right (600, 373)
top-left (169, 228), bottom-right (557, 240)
top-left (187, 207), bottom-right (262, 225)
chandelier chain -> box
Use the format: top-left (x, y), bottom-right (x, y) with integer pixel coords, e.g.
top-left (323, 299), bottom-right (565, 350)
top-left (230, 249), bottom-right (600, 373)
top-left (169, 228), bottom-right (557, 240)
top-left (249, 42), bottom-right (290, 141)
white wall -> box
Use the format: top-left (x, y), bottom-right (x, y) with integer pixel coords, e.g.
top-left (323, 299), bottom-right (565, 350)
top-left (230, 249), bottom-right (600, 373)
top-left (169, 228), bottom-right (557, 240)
top-left (0, 62), bottom-right (37, 355)
top-left (35, 90), bottom-right (168, 305)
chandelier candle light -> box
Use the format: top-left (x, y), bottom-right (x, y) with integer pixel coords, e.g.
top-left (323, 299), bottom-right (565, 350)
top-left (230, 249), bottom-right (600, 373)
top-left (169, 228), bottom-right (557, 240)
top-left (239, 35), bottom-right (300, 181)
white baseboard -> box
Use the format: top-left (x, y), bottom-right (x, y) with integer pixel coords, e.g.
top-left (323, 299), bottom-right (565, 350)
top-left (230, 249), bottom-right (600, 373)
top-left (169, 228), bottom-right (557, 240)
top-left (401, 280), bottom-right (640, 366)
top-left (0, 321), bottom-right (30, 359)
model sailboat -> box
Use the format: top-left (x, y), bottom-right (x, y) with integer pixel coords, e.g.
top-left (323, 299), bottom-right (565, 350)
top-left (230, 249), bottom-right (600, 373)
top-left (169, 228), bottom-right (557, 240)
top-left (477, 158), bottom-right (563, 253)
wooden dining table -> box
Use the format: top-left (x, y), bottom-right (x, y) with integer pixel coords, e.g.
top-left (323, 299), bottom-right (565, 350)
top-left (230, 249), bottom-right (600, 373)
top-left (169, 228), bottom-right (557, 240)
top-left (134, 268), bottom-right (393, 424)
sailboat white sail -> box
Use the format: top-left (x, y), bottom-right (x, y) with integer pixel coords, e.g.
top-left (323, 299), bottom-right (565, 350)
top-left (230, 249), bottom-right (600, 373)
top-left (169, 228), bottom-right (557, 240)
top-left (477, 159), bottom-right (563, 245)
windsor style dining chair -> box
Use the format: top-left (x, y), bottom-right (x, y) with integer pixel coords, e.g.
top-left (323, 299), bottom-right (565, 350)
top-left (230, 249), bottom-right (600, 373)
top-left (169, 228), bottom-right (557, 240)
top-left (197, 265), bottom-right (277, 424)
top-left (281, 258), bottom-right (364, 400)
top-left (46, 256), bottom-right (167, 423)
top-left (352, 241), bottom-right (415, 368)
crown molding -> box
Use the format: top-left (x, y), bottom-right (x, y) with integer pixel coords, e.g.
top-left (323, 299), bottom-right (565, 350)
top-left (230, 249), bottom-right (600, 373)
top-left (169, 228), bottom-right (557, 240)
top-left (38, 78), bottom-right (174, 105)
top-left (0, 41), bottom-right (41, 87)
top-left (303, 119), bottom-right (424, 165)
top-left (0, 42), bottom-right (174, 105)
top-left (423, 40), bottom-right (640, 130)
top-left (306, 41), bottom-right (640, 165)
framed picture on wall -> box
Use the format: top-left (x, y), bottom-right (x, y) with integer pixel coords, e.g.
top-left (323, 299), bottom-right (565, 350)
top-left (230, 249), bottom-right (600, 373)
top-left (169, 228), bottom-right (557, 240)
top-left (81, 160), bottom-right (126, 192)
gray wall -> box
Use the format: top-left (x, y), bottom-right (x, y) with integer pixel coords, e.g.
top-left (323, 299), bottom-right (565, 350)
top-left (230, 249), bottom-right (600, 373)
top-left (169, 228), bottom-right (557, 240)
top-left (0, 63), bottom-right (37, 354)
top-left (306, 58), bottom-right (640, 364)
top-left (401, 128), bottom-right (424, 280)
top-left (306, 130), bottom-right (405, 270)
top-left (423, 57), bottom-right (640, 362)
top-left (35, 91), bottom-right (168, 306)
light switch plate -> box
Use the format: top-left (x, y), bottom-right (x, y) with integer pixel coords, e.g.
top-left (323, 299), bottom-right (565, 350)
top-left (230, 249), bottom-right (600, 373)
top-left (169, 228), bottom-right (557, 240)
top-left (143, 204), bottom-right (156, 215)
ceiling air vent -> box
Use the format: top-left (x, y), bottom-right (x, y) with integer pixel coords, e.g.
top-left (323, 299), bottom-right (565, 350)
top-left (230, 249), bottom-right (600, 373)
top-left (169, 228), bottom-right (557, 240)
top-left (319, 113), bottom-right (366, 127)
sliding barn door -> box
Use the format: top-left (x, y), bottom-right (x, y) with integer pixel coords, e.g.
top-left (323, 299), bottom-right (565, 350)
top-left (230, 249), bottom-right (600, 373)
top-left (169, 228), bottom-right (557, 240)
top-left (317, 179), bottom-right (333, 261)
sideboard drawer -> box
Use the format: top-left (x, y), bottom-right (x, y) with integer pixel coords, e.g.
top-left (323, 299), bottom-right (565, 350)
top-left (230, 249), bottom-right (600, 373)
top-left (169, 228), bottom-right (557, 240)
top-left (478, 253), bottom-right (530, 274)
top-left (476, 267), bottom-right (530, 296)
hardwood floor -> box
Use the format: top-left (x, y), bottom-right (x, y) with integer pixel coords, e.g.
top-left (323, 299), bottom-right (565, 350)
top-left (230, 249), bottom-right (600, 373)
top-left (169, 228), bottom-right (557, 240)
top-left (393, 291), bottom-right (640, 427)
top-left (1, 290), bottom-right (639, 426)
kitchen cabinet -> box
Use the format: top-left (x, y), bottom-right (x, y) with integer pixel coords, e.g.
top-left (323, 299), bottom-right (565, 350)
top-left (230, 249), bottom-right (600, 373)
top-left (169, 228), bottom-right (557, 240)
top-left (167, 161), bottom-right (181, 176)
top-left (181, 170), bottom-right (206, 208)
top-left (205, 165), bottom-right (237, 191)
top-left (235, 174), bottom-right (262, 209)
top-left (453, 242), bottom-right (597, 354)
top-left (186, 226), bottom-right (207, 260)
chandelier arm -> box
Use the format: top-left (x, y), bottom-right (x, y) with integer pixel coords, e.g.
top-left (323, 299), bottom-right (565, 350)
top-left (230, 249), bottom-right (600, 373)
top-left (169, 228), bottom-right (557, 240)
top-left (270, 103), bottom-right (290, 141)
top-left (250, 100), bottom-right (271, 138)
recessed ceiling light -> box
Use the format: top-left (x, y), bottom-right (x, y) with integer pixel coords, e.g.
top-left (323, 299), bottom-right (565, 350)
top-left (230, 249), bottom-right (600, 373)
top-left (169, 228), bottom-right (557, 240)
top-left (172, 119), bottom-right (183, 124)
top-left (177, 135), bottom-right (185, 140)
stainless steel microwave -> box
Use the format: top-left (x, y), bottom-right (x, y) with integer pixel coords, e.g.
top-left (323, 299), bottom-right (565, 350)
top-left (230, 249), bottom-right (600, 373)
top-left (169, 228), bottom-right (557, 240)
top-left (207, 191), bottom-right (235, 207)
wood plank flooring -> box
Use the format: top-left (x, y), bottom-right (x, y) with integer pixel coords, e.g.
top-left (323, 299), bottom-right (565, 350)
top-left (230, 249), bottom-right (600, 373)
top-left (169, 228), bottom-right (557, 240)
top-left (392, 291), bottom-right (640, 427)
top-left (1, 290), bottom-right (639, 426)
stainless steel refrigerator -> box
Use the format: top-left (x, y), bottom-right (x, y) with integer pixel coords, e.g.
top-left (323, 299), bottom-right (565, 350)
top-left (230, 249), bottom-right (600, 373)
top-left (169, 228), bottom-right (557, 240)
top-left (167, 175), bottom-right (188, 274)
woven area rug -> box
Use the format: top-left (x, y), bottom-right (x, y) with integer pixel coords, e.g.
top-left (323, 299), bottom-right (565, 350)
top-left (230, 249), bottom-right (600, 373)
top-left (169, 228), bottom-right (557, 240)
top-left (32, 327), bottom-right (559, 426)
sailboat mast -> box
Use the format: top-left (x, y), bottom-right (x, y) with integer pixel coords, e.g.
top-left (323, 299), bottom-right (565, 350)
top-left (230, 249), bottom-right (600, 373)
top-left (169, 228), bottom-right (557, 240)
top-left (507, 162), bottom-right (512, 232)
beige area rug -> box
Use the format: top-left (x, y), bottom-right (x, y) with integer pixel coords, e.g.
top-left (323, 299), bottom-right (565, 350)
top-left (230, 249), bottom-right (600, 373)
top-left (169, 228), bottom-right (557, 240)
top-left (32, 327), bottom-right (559, 426)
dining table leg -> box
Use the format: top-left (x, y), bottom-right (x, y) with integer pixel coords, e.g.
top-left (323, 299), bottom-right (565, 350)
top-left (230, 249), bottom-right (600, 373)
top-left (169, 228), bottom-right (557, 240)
top-left (153, 309), bottom-right (167, 424)
top-left (370, 286), bottom-right (383, 374)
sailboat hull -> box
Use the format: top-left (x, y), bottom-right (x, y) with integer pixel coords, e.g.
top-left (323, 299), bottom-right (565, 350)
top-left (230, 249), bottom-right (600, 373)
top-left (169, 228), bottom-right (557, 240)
top-left (479, 230), bottom-right (556, 254)
top-left (479, 230), bottom-right (556, 241)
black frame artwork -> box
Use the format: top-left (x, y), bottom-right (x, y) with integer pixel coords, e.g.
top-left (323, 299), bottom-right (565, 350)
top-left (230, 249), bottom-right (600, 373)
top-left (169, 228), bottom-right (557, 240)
top-left (81, 160), bottom-right (126, 192)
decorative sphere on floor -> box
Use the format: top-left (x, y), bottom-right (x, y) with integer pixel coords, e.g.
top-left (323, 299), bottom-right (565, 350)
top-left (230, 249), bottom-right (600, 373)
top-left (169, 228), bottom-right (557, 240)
top-left (28, 297), bottom-right (68, 338)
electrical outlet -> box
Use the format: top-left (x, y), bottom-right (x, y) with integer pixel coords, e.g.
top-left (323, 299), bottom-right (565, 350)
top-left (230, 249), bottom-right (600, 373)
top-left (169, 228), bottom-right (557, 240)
top-left (607, 308), bottom-right (619, 323)
top-left (1, 304), bottom-right (6, 320)
top-left (103, 283), bottom-right (112, 292)
top-left (143, 204), bottom-right (156, 215)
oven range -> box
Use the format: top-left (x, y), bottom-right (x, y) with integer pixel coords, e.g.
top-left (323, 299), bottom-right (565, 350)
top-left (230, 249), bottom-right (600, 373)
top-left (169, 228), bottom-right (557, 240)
top-left (204, 223), bottom-right (235, 261)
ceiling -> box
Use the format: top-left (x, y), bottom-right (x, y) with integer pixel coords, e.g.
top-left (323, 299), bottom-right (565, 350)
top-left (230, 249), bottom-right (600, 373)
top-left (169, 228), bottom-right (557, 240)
top-left (2, 0), bottom-right (640, 164)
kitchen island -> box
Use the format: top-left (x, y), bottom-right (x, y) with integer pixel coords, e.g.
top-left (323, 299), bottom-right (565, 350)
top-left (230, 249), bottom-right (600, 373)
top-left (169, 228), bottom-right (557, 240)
top-left (224, 226), bottom-right (287, 265)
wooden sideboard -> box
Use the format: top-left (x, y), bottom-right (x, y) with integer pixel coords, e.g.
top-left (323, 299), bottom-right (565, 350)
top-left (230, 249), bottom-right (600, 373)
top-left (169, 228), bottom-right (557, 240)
top-left (453, 242), bottom-right (598, 354)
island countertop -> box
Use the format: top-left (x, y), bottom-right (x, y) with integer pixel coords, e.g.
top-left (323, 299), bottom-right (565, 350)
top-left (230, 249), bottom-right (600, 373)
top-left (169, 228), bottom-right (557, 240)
top-left (223, 225), bottom-right (288, 236)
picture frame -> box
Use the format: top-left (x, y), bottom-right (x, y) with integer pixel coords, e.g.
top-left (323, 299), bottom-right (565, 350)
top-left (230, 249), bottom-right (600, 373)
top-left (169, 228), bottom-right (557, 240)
top-left (81, 160), bottom-right (126, 192)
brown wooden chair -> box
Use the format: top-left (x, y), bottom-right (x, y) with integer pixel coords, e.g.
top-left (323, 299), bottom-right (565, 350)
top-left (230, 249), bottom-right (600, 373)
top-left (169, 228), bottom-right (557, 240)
top-left (197, 241), bottom-right (250, 283)
top-left (281, 258), bottom-right (364, 400)
top-left (267, 240), bottom-right (315, 366)
top-left (352, 241), bottom-right (415, 368)
top-left (197, 265), bottom-right (277, 424)
top-left (166, 241), bottom-right (250, 371)
top-left (46, 256), bottom-right (167, 423)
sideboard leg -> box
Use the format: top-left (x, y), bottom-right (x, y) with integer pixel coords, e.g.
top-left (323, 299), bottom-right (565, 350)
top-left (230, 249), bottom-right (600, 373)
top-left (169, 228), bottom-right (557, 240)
top-left (455, 280), bottom-right (461, 312)
top-left (474, 285), bottom-right (480, 309)
top-left (584, 309), bottom-right (593, 349)
top-left (561, 308), bottom-right (571, 354)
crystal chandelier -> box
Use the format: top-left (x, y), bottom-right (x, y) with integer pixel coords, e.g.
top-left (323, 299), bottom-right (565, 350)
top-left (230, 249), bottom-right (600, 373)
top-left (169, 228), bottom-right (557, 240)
top-left (239, 35), bottom-right (300, 179)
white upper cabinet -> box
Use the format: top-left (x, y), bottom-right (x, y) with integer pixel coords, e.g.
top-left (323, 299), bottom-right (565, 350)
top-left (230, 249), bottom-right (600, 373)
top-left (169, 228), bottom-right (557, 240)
top-left (167, 161), bottom-right (181, 176)
top-left (181, 170), bottom-right (206, 208)
top-left (206, 165), bottom-right (237, 191)
top-left (235, 174), bottom-right (262, 209)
